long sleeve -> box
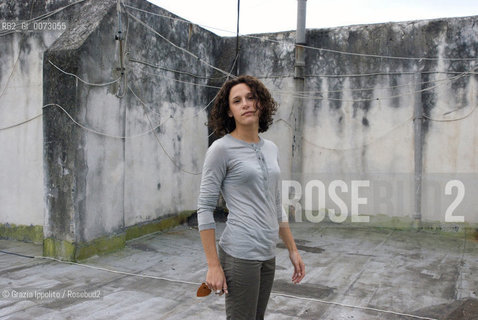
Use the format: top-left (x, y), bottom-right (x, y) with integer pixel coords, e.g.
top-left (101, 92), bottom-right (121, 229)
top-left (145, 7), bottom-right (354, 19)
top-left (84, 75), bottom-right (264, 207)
top-left (196, 142), bottom-right (228, 231)
top-left (276, 153), bottom-right (289, 223)
top-left (198, 135), bottom-right (283, 260)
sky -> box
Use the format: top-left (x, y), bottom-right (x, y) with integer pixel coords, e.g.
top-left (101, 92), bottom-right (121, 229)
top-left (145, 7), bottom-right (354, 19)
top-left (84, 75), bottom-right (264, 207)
top-left (145, 0), bottom-right (478, 37)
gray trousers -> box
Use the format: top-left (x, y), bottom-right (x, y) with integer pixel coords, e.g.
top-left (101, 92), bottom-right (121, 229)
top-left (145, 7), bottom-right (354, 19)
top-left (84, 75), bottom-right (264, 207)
top-left (218, 246), bottom-right (276, 320)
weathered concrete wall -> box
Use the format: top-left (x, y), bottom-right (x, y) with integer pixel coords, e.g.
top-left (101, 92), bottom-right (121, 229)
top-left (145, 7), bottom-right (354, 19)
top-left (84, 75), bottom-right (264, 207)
top-left (1, 0), bottom-right (477, 257)
top-left (122, 0), bottom-right (221, 229)
top-left (43, 0), bottom-right (120, 252)
top-left (0, 0), bottom-right (83, 234)
top-left (42, 0), bottom-right (222, 258)
top-left (235, 18), bottom-right (478, 224)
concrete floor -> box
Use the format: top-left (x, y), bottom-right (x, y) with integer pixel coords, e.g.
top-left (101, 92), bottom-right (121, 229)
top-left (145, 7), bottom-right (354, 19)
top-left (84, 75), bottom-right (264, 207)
top-left (0, 222), bottom-right (477, 320)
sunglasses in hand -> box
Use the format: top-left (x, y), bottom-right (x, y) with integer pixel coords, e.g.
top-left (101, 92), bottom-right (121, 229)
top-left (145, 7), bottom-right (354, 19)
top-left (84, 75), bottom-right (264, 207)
top-left (196, 282), bottom-right (224, 297)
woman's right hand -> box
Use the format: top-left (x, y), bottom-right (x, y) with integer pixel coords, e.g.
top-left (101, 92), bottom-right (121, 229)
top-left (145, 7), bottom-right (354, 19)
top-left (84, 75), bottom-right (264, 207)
top-left (199, 229), bottom-right (228, 295)
top-left (206, 264), bottom-right (228, 295)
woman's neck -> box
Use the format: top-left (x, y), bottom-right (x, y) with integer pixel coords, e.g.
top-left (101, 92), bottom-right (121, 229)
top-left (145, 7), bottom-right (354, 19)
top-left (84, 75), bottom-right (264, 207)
top-left (230, 127), bottom-right (260, 144)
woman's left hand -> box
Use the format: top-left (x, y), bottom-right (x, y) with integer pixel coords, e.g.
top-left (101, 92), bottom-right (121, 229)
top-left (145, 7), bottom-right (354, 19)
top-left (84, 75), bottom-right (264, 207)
top-left (289, 250), bottom-right (305, 284)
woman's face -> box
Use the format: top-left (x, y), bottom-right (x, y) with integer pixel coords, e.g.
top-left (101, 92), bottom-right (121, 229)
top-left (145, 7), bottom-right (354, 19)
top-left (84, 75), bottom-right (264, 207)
top-left (228, 83), bottom-right (260, 129)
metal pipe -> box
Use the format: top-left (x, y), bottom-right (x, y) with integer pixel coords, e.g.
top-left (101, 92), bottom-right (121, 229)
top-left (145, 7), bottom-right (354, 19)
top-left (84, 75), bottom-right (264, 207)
top-left (413, 71), bottom-right (423, 228)
top-left (235, 0), bottom-right (240, 75)
top-left (116, 0), bottom-right (124, 75)
top-left (295, 0), bottom-right (306, 79)
top-left (296, 0), bottom-right (307, 45)
top-left (290, 0), bottom-right (307, 221)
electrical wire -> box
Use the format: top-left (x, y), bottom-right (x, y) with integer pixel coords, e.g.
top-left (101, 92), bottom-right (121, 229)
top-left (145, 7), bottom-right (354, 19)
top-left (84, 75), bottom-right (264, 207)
top-left (123, 52), bottom-right (239, 175)
top-left (269, 71), bottom-right (472, 96)
top-left (128, 85), bottom-right (202, 176)
top-left (2, 63), bottom-right (473, 133)
top-left (121, 2), bottom-right (476, 62)
top-left (121, 3), bottom-right (478, 102)
top-left (43, 103), bottom-right (127, 139)
top-left (2, 69), bottom-right (471, 134)
top-left (271, 293), bottom-right (437, 320)
top-left (0, 248), bottom-right (437, 319)
top-left (305, 70), bottom-right (477, 78)
top-left (423, 103), bottom-right (477, 122)
top-left (0, 249), bottom-right (35, 259)
top-left (132, 68), bottom-right (222, 89)
top-left (121, 2), bottom-right (236, 38)
top-left (37, 255), bottom-right (200, 286)
top-left (256, 70), bottom-right (475, 81)
top-left (126, 55), bottom-right (475, 101)
top-left (129, 58), bottom-right (227, 80)
top-left (7, 96), bottom-right (213, 140)
top-left (48, 60), bottom-right (122, 87)
top-left (271, 69), bottom-right (473, 102)
top-left (422, 70), bottom-right (478, 122)
top-left (2, 2), bottom-right (475, 143)
top-left (257, 37), bottom-right (477, 62)
top-left (0, 114), bottom-right (42, 131)
top-left (125, 10), bottom-right (231, 77)
top-left (42, 103), bottom-right (168, 139)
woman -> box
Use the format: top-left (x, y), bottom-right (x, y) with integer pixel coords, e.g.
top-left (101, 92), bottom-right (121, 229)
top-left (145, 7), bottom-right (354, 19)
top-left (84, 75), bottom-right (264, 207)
top-left (197, 75), bottom-right (305, 319)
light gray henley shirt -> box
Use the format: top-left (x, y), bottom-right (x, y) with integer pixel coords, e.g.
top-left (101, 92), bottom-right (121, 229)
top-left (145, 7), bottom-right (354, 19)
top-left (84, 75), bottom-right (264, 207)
top-left (197, 134), bottom-right (287, 261)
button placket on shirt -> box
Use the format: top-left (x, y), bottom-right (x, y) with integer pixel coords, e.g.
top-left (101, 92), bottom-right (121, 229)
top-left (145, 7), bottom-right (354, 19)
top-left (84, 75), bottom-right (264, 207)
top-left (252, 144), bottom-right (268, 191)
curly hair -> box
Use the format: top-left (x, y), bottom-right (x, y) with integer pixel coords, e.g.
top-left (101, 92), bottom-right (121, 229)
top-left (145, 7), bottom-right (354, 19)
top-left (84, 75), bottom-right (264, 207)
top-left (209, 75), bottom-right (277, 136)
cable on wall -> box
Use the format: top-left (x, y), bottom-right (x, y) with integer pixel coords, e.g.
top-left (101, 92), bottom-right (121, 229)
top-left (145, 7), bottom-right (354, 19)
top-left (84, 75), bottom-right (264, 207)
top-left (423, 102), bottom-right (477, 122)
top-left (250, 35), bottom-right (477, 61)
top-left (121, 2), bottom-right (476, 63)
top-left (48, 60), bottom-right (122, 87)
top-left (0, 114), bottom-right (42, 131)
top-left (126, 55), bottom-right (475, 102)
top-left (125, 10), bottom-right (231, 77)
top-left (119, 3), bottom-right (478, 105)
top-left (270, 69), bottom-right (473, 102)
top-left (255, 70), bottom-right (475, 81)
top-left (3, 2), bottom-right (476, 137)
top-left (2, 67), bottom-right (472, 133)
top-left (124, 51), bottom-right (239, 175)
top-left (268, 71), bottom-right (472, 97)
top-left (128, 85), bottom-right (202, 175)
top-left (42, 103), bottom-right (171, 139)
top-left (132, 68), bottom-right (222, 89)
top-left (121, 2), bottom-right (235, 39)
top-left (129, 58), bottom-right (227, 80)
